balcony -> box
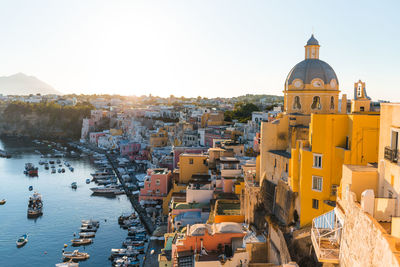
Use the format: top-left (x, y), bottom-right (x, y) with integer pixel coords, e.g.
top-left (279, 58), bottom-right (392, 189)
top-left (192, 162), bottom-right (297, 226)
top-left (384, 146), bottom-right (398, 163)
top-left (311, 209), bottom-right (342, 264)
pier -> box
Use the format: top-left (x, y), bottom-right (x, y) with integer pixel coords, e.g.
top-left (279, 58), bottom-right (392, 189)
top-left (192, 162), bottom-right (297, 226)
top-left (105, 153), bottom-right (156, 234)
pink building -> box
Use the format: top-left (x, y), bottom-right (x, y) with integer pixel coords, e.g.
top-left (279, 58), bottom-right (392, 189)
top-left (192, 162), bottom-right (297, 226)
top-left (89, 132), bottom-right (106, 145)
top-left (120, 141), bottom-right (141, 156)
top-left (139, 168), bottom-right (172, 201)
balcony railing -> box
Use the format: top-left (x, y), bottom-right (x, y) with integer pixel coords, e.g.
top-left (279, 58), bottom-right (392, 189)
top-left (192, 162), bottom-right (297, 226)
top-left (311, 209), bottom-right (342, 264)
top-left (384, 146), bottom-right (398, 163)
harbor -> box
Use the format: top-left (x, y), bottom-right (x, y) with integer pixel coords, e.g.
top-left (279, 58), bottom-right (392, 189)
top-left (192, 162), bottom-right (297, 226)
top-left (0, 137), bottom-right (135, 267)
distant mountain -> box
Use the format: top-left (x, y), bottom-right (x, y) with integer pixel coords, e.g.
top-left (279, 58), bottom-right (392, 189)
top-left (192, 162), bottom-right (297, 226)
top-left (0, 73), bottom-right (61, 95)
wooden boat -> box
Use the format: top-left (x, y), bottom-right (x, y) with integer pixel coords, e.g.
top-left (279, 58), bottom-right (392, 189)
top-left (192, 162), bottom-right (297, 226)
top-left (85, 179), bottom-right (91, 184)
top-left (71, 238), bottom-right (92, 246)
top-left (71, 182), bottom-right (77, 189)
top-left (16, 234), bottom-right (28, 247)
top-left (62, 250), bottom-right (90, 261)
top-left (79, 232), bottom-right (95, 238)
top-left (27, 192), bottom-right (43, 217)
top-left (0, 199), bottom-right (6, 205)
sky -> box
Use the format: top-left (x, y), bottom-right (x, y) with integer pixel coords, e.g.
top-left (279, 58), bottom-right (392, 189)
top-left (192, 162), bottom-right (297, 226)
top-left (1, 0), bottom-right (400, 100)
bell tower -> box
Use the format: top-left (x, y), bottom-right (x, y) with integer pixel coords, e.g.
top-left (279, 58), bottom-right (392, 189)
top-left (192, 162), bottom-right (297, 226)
top-left (305, 34), bottom-right (320, 59)
top-left (351, 80), bottom-right (371, 113)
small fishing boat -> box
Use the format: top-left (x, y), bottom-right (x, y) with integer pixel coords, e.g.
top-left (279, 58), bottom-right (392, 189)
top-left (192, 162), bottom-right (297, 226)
top-left (78, 232), bottom-right (95, 238)
top-left (62, 250), bottom-right (90, 261)
top-left (56, 159), bottom-right (61, 164)
top-left (29, 185), bottom-right (33, 191)
top-left (71, 238), bottom-right (92, 246)
top-left (27, 192), bottom-right (43, 217)
top-left (81, 220), bottom-right (100, 228)
top-left (55, 260), bottom-right (79, 267)
top-left (113, 256), bottom-right (140, 267)
top-left (58, 168), bottom-right (62, 173)
top-left (69, 166), bottom-right (74, 172)
top-left (51, 169), bottom-right (56, 174)
top-left (0, 199), bottom-right (6, 205)
top-left (16, 234), bottom-right (28, 247)
top-left (85, 179), bottom-right (90, 184)
top-left (79, 225), bottom-right (97, 232)
top-left (71, 182), bottom-right (77, 189)
top-left (61, 168), bottom-right (65, 173)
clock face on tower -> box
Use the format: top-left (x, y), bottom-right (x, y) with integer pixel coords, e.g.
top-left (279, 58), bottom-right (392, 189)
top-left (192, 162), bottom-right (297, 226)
top-left (313, 80), bottom-right (322, 88)
top-left (294, 80), bottom-right (303, 88)
top-left (330, 79), bottom-right (337, 88)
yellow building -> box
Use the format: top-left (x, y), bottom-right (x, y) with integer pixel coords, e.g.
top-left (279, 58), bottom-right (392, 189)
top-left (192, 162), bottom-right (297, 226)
top-left (244, 34), bottom-right (380, 229)
top-left (150, 128), bottom-right (169, 147)
top-left (201, 110), bottom-right (225, 128)
top-left (310, 103), bottom-right (400, 266)
top-left (291, 112), bottom-right (379, 226)
top-left (178, 153), bottom-right (208, 184)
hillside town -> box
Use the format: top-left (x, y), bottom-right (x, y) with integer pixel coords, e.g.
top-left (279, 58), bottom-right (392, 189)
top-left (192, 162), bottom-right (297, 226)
top-left (34, 35), bottom-right (395, 267)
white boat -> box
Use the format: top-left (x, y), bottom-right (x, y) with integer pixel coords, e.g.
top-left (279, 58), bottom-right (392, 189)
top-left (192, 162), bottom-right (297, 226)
top-left (81, 220), bottom-right (100, 228)
top-left (90, 185), bottom-right (124, 196)
top-left (62, 250), bottom-right (90, 261)
top-left (55, 261), bottom-right (79, 267)
top-left (80, 225), bottom-right (97, 232)
top-left (16, 234), bottom-right (28, 247)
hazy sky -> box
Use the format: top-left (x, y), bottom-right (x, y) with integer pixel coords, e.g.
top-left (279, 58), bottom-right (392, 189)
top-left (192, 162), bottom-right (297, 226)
top-left (1, 0), bottom-right (400, 100)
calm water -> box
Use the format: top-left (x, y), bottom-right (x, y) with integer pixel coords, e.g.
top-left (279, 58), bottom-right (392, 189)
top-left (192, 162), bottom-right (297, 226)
top-left (0, 138), bottom-right (134, 267)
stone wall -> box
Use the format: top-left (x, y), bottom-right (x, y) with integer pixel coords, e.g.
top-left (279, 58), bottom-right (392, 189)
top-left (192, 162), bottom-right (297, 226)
top-left (339, 192), bottom-right (400, 267)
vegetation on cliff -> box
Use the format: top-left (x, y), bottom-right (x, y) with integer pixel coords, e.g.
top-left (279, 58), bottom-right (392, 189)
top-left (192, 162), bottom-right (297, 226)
top-left (224, 102), bottom-right (260, 123)
top-left (0, 101), bottom-right (93, 139)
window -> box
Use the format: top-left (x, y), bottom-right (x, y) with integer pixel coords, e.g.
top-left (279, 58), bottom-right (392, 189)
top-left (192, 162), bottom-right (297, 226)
top-left (274, 159), bottom-right (277, 168)
top-left (293, 96), bottom-right (301, 109)
top-left (189, 158), bottom-right (194, 164)
top-left (312, 199), bottom-right (319, 209)
top-left (156, 189), bottom-right (160, 194)
top-left (313, 154), bottom-right (322, 168)
top-left (345, 136), bottom-right (350, 150)
top-left (388, 190), bottom-right (393, 198)
top-left (285, 163), bottom-right (288, 172)
top-left (331, 184), bottom-right (339, 196)
top-left (360, 106), bottom-right (364, 112)
top-left (330, 96), bottom-right (335, 110)
top-left (203, 159), bottom-right (207, 165)
top-left (312, 176), bottom-right (323, 191)
top-left (391, 130), bottom-right (399, 150)
top-left (148, 183), bottom-right (151, 188)
top-left (156, 179), bottom-right (160, 185)
top-left (311, 96), bottom-right (322, 110)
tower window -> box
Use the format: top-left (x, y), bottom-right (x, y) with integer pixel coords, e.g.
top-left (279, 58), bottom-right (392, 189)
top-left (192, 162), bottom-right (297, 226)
top-left (311, 96), bottom-right (322, 110)
top-left (330, 96), bottom-right (335, 110)
top-left (312, 176), bottom-right (323, 191)
top-left (293, 96), bottom-right (301, 110)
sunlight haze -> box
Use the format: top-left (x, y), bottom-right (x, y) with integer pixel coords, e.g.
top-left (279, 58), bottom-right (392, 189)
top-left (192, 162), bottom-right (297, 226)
top-left (1, 0), bottom-right (400, 100)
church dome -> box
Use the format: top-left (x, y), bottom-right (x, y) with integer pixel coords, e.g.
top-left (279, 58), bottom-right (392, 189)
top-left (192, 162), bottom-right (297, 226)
top-left (285, 59), bottom-right (338, 86)
top-left (285, 34), bottom-right (338, 90)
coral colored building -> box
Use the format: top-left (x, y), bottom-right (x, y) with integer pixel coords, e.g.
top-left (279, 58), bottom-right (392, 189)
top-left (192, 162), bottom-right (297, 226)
top-left (139, 168), bottom-right (172, 201)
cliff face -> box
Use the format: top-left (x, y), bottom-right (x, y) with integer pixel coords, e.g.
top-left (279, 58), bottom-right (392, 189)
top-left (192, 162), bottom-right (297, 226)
top-left (0, 102), bottom-right (91, 139)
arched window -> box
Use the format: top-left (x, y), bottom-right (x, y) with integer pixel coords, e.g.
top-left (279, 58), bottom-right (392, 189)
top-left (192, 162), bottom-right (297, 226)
top-left (293, 96), bottom-right (301, 110)
top-left (311, 96), bottom-right (321, 110)
top-left (330, 96), bottom-right (335, 110)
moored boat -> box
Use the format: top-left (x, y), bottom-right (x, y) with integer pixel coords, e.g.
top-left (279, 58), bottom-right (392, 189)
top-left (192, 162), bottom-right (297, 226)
top-left (62, 250), bottom-right (90, 261)
top-left (55, 260), bottom-right (79, 267)
top-left (85, 179), bottom-right (91, 184)
top-left (16, 234), bottom-right (28, 247)
top-left (71, 182), bottom-right (77, 189)
top-left (0, 199), bottom-right (6, 205)
top-left (71, 238), bottom-right (92, 246)
top-left (78, 232), bottom-right (96, 238)
top-left (27, 192), bottom-right (43, 217)
top-left (90, 185), bottom-right (124, 196)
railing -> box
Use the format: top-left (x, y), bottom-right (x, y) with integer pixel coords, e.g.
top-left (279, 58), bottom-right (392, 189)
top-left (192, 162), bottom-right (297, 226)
top-left (385, 146), bottom-right (398, 163)
top-left (311, 210), bottom-right (341, 264)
